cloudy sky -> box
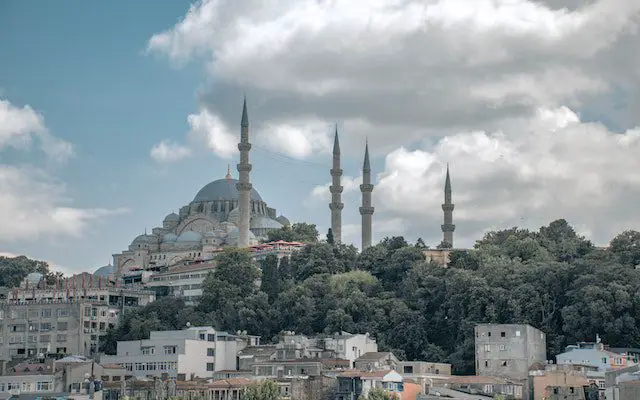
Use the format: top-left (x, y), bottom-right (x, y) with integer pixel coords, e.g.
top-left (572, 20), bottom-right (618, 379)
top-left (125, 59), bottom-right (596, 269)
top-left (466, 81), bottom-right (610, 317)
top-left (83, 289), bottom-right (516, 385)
top-left (1, 0), bottom-right (640, 273)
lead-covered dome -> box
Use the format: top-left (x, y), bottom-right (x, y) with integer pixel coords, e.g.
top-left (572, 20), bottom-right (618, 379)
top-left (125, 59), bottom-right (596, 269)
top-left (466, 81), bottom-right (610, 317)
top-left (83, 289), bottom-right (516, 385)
top-left (94, 265), bottom-right (115, 278)
top-left (192, 178), bottom-right (263, 203)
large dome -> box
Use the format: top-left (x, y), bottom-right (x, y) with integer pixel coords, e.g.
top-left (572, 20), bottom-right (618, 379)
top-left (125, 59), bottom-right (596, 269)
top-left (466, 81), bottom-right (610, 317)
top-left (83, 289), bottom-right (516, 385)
top-left (192, 178), bottom-right (263, 203)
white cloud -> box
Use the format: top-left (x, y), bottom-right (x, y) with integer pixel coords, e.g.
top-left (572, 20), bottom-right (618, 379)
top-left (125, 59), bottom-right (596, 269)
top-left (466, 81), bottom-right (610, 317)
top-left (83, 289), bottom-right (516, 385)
top-left (257, 120), bottom-right (333, 159)
top-left (150, 139), bottom-right (192, 163)
top-left (0, 97), bottom-right (126, 243)
top-left (186, 108), bottom-right (237, 159)
top-left (0, 99), bottom-right (73, 162)
top-left (147, 0), bottom-right (640, 246)
top-left (0, 165), bottom-right (129, 242)
top-left (310, 175), bottom-right (362, 203)
top-left (368, 107), bottom-right (640, 247)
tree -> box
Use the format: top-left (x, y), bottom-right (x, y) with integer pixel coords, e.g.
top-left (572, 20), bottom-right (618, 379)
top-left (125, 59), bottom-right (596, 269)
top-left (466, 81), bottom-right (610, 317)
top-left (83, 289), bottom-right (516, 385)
top-left (436, 240), bottom-right (452, 249)
top-left (260, 255), bottom-right (279, 303)
top-left (415, 238), bottom-right (428, 249)
top-left (610, 230), bottom-right (640, 267)
top-left (266, 223), bottom-right (319, 243)
top-left (327, 228), bottom-right (335, 245)
top-left (0, 255), bottom-right (52, 287)
top-left (361, 388), bottom-right (397, 400)
top-left (243, 379), bottom-right (281, 400)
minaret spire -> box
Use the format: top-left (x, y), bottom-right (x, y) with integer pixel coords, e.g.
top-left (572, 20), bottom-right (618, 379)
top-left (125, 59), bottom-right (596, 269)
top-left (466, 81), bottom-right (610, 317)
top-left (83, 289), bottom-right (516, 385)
top-left (360, 139), bottom-right (374, 250)
top-left (236, 97), bottom-right (253, 247)
top-left (225, 164), bottom-right (232, 180)
top-left (441, 163), bottom-right (455, 247)
top-left (329, 124), bottom-right (344, 244)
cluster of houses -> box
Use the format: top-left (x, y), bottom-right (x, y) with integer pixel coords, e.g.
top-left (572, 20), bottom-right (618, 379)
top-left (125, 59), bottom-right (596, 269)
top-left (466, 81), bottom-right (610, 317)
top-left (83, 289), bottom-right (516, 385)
top-left (2, 321), bottom-right (640, 399)
top-left (2, 274), bottom-right (640, 399)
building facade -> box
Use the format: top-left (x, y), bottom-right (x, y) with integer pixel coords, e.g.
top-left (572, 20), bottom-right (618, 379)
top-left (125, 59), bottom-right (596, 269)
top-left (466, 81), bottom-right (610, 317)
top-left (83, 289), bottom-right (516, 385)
top-left (475, 323), bottom-right (547, 381)
top-left (0, 274), bottom-right (155, 360)
top-left (100, 327), bottom-right (242, 381)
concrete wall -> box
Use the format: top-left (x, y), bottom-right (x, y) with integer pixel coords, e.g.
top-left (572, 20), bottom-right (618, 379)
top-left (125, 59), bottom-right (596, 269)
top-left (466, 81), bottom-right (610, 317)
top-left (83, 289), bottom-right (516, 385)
top-left (475, 324), bottom-right (547, 380)
top-left (530, 371), bottom-right (589, 400)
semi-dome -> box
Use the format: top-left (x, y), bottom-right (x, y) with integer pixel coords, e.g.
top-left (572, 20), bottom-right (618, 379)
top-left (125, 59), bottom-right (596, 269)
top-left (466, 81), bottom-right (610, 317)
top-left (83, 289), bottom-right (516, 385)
top-left (163, 213), bottom-right (179, 223)
top-left (163, 233), bottom-right (178, 243)
top-left (177, 231), bottom-right (203, 242)
top-left (250, 216), bottom-right (283, 230)
top-left (192, 178), bottom-right (263, 203)
top-left (131, 234), bottom-right (152, 245)
top-left (94, 265), bottom-right (115, 278)
top-left (26, 272), bottom-right (43, 284)
top-left (227, 227), bottom-right (256, 240)
top-left (276, 215), bottom-right (290, 227)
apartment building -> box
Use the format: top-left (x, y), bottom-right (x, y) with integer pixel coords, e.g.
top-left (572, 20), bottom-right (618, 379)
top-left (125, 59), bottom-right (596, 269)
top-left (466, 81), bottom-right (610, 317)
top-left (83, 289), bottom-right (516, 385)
top-left (475, 323), bottom-right (547, 381)
top-left (0, 275), bottom-right (155, 360)
top-left (100, 326), bottom-right (243, 381)
top-left (145, 263), bottom-right (216, 305)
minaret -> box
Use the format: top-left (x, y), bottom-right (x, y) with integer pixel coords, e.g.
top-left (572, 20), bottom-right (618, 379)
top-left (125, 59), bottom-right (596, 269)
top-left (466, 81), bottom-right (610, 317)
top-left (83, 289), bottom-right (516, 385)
top-left (236, 97), bottom-right (252, 248)
top-left (359, 140), bottom-right (374, 250)
top-left (441, 164), bottom-right (455, 247)
top-left (329, 125), bottom-right (343, 244)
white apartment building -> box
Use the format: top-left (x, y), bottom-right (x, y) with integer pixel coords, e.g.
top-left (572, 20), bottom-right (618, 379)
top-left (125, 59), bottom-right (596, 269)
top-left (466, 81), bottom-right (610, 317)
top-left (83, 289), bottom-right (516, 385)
top-left (323, 332), bottom-right (378, 366)
top-left (100, 326), bottom-right (240, 381)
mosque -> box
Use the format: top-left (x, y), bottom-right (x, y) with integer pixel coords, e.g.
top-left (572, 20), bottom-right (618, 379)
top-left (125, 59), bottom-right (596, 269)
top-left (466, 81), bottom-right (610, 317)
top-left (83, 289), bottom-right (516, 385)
top-left (97, 97), bottom-right (456, 281)
top-left (108, 99), bottom-right (290, 278)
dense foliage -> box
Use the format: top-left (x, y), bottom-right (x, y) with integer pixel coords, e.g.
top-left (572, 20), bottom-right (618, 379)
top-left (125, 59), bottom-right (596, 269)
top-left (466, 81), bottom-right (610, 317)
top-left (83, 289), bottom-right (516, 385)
top-left (100, 219), bottom-right (640, 374)
top-left (0, 255), bottom-right (62, 287)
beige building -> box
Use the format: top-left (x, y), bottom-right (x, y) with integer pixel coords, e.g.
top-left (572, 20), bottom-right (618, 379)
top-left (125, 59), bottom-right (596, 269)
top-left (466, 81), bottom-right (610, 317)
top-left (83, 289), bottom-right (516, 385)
top-left (0, 273), bottom-right (155, 360)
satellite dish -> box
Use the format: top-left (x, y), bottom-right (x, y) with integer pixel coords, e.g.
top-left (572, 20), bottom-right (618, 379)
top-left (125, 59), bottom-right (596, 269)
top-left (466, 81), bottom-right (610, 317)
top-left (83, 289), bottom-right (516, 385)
top-left (186, 322), bottom-right (191, 328)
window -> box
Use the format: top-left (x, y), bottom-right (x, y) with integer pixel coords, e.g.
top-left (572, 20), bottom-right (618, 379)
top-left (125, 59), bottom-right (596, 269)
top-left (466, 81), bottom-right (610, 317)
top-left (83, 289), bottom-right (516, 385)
top-left (484, 360), bottom-right (490, 367)
top-left (41, 308), bottom-right (52, 318)
top-left (500, 331), bottom-right (506, 337)
top-left (207, 334), bottom-right (215, 342)
top-left (403, 366), bottom-right (414, 374)
top-left (40, 335), bottom-right (51, 343)
top-left (570, 387), bottom-right (575, 394)
top-left (602, 357), bottom-right (608, 364)
top-left (515, 330), bottom-right (521, 337)
top-left (207, 348), bottom-right (215, 357)
top-left (207, 363), bottom-right (215, 371)
top-left (499, 344), bottom-right (506, 351)
top-left (56, 334), bottom-right (67, 342)
top-left (484, 344), bottom-right (491, 352)
top-left (58, 322), bottom-right (68, 331)
top-left (164, 346), bottom-right (177, 354)
top-left (142, 347), bottom-right (155, 355)
top-left (501, 360), bottom-right (508, 367)
top-left (57, 308), bottom-right (70, 317)
top-left (37, 381), bottom-right (51, 391)
top-left (40, 322), bottom-right (52, 331)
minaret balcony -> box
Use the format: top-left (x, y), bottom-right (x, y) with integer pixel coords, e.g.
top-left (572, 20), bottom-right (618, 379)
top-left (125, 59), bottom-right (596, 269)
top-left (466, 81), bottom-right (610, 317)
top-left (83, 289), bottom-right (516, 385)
top-left (238, 142), bottom-right (252, 151)
top-left (236, 182), bottom-right (253, 191)
top-left (237, 163), bottom-right (252, 172)
top-left (441, 223), bottom-right (456, 232)
top-left (441, 204), bottom-right (455, 212)
top-left (360, 184), bottom-right (374, 192)
top-left (329, 203), bottom-right (344, 211)
top-left (359, 206), bottom-right (375, 215)
top-left (329, 185), bottom-right (344, 194)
